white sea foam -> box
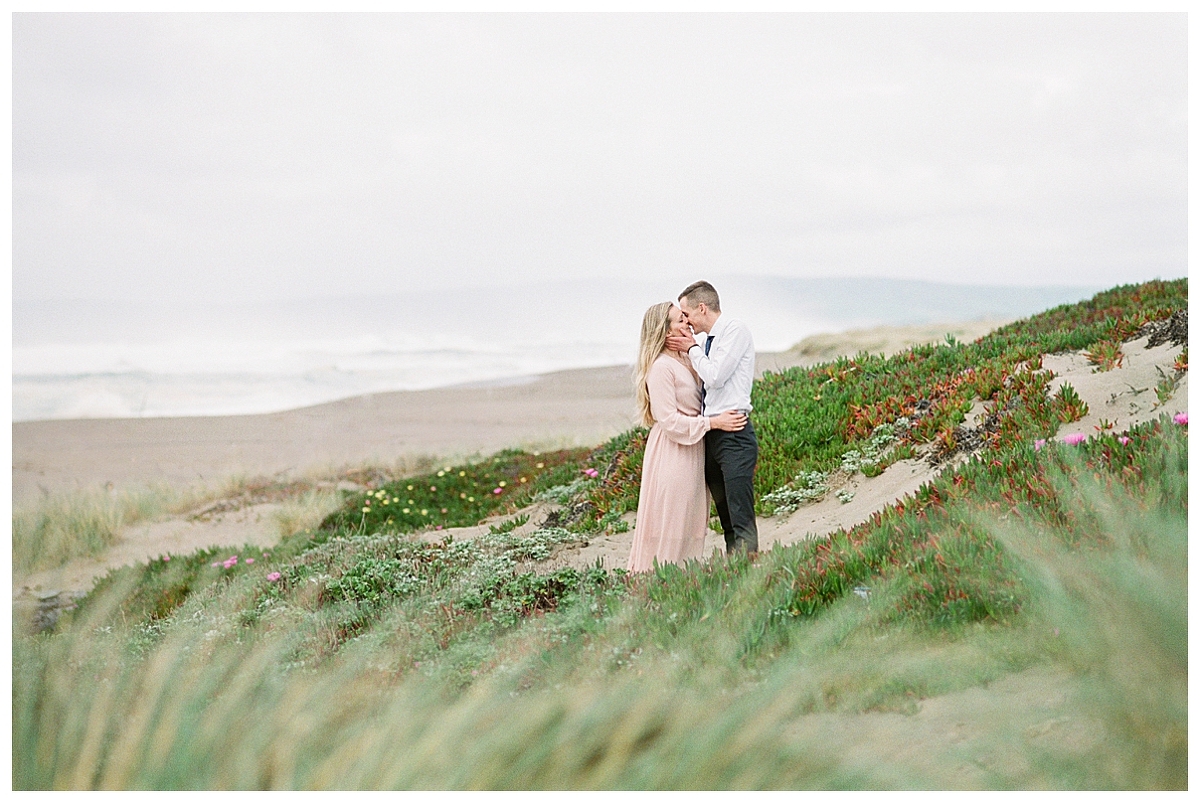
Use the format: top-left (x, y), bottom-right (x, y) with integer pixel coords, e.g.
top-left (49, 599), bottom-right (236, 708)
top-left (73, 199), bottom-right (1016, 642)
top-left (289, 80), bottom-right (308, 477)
top-left (12, 336), bottom-right (637, 420)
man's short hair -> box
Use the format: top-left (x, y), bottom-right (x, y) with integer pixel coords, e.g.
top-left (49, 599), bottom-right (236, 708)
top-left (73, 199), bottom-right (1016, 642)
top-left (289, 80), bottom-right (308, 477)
top-left (678, 281), bottom-right (721, 313)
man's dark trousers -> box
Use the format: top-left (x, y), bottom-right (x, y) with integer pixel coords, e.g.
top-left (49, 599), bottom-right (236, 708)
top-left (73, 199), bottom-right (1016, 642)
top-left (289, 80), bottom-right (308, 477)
top-left (705, 420), bottom-right (759, 554)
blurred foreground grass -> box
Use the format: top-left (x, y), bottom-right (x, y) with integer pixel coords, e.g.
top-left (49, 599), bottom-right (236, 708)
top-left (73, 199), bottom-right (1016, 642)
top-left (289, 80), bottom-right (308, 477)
top-left (14, 436), bottom-right (1186, 789)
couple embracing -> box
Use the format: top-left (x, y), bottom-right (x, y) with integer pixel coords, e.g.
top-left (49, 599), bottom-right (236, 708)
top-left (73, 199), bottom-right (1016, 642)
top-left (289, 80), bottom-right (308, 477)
top-left (627, 281), bottom-right (759, 572)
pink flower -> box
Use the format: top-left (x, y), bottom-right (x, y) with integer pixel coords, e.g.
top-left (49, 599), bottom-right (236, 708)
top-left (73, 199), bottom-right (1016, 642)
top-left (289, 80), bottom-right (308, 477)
top-left (263, 553), bottom-right (271, 558)
top-left (1034, 439), bottom-right (1046, 451)
top-left (1062, 433), bottom-right (1087, 446)
top-left (493, 487), bottom-right (503, 494)
top-left (211, 562), bottom-right (221, 568)
top-left (245, 558), bottom-right (254, 564)
top-left (1173, 412), bottom-right (1188, 426)
top-left (162, 555), bottom-right (170, 562)
top-left (266, 572), bottom-right (282, 582)
top-left (436, 525), bottom-right (443, 530)
top-left (1118, 436), bottom-right (1131, 445)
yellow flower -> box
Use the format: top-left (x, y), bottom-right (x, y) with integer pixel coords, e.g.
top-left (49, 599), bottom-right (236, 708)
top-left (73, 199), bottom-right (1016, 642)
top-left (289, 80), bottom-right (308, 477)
top-left (459, 470), bottom-right (466, 476)
top-left (421, 509), bottom-right (428, 515)
top-left (403, 508), bottom-right (410, 514)
top-left (536, 462), bottom-right (544, 469)
top-left (460, 493), bottom-right (467, 499)
top-left (382, 499), bottom-right (389, 505)
top-left (407, 485), bottom-right (414, 491)
top-left (468, 496), bottom-right (474, 502)
top-left (437, 470), bottom-right (445, 477)
top-left (498, 481), bottom-right (507, 487)
top-left (520, 477), bottom-right (527, 483)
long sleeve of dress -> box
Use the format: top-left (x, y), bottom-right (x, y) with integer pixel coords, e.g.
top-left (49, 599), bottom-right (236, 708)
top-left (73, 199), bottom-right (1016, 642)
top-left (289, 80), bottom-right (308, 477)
top-left (648, 358), bottom-right (711, 446)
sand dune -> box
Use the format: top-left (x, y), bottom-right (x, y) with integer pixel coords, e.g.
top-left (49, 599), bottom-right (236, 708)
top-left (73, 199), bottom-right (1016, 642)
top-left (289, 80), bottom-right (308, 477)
top-left (15, 319), bottom-right (1022, 607)
top-left (15, 327), bottom-right (1187, 613)
top-left (755, 318), bottom-right (1009, 373)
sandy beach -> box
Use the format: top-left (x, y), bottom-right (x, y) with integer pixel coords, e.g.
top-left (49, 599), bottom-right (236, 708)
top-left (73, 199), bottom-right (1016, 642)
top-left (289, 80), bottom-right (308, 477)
top-left (13, 320), bottom-right (1007, 505)
top-left (13, 365), bottom-right (638, 505)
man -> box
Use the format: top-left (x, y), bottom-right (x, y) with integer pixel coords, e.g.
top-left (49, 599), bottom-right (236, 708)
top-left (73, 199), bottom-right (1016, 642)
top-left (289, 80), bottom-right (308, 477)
top-left (665, 280), bottom-right (759, 556)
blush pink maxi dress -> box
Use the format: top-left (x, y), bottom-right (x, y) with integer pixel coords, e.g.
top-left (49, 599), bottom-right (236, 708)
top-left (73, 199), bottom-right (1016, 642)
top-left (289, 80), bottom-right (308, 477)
top-left (627, 354), bottom-right (712, 572)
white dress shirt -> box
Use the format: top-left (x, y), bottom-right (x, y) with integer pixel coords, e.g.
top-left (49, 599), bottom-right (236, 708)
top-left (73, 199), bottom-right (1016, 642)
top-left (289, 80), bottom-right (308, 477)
top-left (687, 314), bottom-right (755, 415)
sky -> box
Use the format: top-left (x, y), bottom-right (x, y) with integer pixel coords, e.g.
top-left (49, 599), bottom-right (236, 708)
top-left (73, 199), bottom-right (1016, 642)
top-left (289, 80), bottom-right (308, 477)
top-left (12, 13), bottom-right (1188, 305)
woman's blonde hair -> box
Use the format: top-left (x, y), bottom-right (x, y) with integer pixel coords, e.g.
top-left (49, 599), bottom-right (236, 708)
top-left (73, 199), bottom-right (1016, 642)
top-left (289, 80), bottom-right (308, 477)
top-left (634, 302), bottom-right (675, 428)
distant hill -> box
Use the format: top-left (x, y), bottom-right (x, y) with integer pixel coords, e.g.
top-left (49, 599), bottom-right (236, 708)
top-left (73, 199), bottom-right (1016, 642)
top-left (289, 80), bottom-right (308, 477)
top-left (728, 276), bottom-right (1103, 331)
top-left (15, 275), bottom-right (1102, 351)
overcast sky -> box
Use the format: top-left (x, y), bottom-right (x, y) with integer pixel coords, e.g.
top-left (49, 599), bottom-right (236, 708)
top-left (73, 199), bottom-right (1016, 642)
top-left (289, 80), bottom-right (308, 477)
top-left (12, 13), bottom-right (1187, 305)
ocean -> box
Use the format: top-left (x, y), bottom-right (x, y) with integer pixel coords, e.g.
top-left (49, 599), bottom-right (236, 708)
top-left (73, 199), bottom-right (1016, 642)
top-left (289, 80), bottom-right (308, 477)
top-left (13, 276), bottom-right (1098, 422)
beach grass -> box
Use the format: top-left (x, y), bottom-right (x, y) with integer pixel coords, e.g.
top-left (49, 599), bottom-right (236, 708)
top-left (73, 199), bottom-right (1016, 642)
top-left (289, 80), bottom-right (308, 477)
top-left (271, 489), bottom-right (345, 540)
top-left (12, 279), bottom-right (1187, 789)
top-left (12, 458), bottom-right (436, 577)
top-left (12, 485), bottom-right (187, 575)
top-left (13, 442), bottom-right (1186, 788)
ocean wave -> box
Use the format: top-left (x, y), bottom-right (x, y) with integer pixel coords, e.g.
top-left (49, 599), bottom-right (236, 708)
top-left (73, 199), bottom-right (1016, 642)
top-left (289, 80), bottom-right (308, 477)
top-left (11, 344), bottom-right (637, 421)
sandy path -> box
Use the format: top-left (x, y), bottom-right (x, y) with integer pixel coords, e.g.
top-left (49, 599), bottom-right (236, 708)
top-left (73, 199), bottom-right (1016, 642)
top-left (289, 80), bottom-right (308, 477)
top-left (528, 457), bottom-right (950, 572)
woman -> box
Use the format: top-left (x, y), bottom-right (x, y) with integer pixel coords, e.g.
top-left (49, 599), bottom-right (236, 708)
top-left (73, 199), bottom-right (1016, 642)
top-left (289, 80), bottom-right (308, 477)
top-left (626, 302), bottom-right (746, 572)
